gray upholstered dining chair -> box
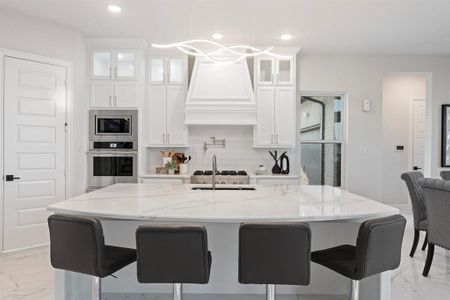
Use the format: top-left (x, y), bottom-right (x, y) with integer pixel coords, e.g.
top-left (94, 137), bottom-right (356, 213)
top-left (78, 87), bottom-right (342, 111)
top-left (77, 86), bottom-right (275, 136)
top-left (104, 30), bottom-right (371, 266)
top-left (401, 172), bottom-right (428, 257)
top-left (440, 171), bottom-right (450, 180)
top-left (418, 178), bottom-right (450, 276)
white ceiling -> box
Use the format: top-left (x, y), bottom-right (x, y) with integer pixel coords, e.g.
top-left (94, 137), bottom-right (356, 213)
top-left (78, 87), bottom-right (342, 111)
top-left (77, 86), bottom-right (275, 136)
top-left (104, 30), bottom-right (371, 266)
top-left (1, 0), bottom-right (450, 54)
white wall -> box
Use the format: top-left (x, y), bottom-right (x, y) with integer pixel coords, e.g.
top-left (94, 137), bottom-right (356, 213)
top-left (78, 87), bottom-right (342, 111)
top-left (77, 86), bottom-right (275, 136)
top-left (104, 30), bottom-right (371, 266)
top-left (382, 75), bottom-right (426, 204)
top-left (0, 8), bottom-right (88, 197)
top-left (299, 55), bottom-right (450, 203)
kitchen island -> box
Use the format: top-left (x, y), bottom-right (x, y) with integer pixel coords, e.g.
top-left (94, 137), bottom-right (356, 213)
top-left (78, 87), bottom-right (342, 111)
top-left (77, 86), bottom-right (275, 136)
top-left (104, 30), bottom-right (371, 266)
top-left (48, 183), bottom-right (399, 299)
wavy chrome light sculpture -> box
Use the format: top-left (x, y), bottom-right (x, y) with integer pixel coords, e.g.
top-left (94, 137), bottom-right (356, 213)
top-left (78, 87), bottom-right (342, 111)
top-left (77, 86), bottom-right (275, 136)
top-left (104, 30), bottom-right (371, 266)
top-left (152, 40), bottom-right (291, 63)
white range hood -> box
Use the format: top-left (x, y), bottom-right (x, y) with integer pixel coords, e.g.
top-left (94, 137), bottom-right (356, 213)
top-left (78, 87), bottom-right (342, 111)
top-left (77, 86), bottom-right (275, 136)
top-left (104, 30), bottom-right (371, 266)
top-left (185, 56), bottom-right (256, 125)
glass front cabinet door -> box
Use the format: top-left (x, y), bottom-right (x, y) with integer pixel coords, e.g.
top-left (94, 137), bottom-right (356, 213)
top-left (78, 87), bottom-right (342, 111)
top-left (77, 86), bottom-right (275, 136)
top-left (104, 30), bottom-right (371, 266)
top-left (256, 57), bottom-right (275, 85)
top-left (149, 57), bottom-right (166, 84)
top-left (92, 51), bottom-right (113, 79)
top-left (276, 57), bottom-right (294, 85)
top-left (91, 50), bottom-right (137, 80)
top-left (115, 51), bottom-right (137, 80)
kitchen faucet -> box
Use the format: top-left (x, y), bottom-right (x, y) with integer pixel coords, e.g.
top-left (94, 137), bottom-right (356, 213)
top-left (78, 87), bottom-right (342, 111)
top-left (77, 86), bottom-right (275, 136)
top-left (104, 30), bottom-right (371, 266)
top-left (212, 155), bottom-right (217, 190)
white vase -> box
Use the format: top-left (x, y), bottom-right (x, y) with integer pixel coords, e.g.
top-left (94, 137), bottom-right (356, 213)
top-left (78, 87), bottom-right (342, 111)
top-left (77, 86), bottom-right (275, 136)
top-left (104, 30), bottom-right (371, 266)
top-left (168, 169), bottom-right (175, 175)
top-left (179, 164), bottom-right (188, 175)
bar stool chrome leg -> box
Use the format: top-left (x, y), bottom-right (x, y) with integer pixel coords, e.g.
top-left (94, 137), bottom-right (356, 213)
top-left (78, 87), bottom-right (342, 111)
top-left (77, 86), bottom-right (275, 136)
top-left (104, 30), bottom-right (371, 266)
top-left (266, 284), bottom-right (276, 300)
top-left (173, 283), bottom-right (183, 300)
top-left (350, 280), bottom-right (359, 300)
top-left (92, 276), bottom-right (101, 300)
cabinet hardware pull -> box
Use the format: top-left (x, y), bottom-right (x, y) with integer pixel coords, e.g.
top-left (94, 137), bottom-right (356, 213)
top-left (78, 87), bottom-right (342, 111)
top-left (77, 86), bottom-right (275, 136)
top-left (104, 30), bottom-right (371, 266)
top-left (163, 134), bottom-right (165, 144)
top-left (271, 134), bottom-right (274, 144)
top-left (114, 95), bottom-right (117, 107)
top-left (168, 73), bottom-right (171, 83)
top-left (109, 67), bottom-right (112, 79)
top-left (163, 73), bottom-right (166, 83)
top-left (167, 134), bottom-right (170, 144)
top-left (115, 67), bottom-right (118, 78)
top-left (109, 96), bottom-right (113, 107)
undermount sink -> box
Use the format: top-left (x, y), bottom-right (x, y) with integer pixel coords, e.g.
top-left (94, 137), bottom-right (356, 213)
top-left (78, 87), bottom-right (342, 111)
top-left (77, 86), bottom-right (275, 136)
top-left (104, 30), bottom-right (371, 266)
top-left (191, 186), bottom-right (256, 191)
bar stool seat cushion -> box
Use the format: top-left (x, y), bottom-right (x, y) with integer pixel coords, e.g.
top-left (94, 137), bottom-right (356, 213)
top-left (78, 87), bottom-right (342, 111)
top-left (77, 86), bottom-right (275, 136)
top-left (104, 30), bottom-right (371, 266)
top-left (103, 245), bottom-right (137, 277)
top-left (311, 245), bottom-right (357, 279)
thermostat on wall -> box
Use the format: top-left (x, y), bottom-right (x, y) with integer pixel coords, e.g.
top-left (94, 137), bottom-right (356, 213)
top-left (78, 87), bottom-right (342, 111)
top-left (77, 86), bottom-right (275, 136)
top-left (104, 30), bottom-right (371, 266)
top-left (396, 145), bottom-right (405, 151)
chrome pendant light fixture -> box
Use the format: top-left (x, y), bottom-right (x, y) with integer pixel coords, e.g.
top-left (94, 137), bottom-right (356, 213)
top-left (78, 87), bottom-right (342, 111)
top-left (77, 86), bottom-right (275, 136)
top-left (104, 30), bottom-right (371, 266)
top-left (151, 1), bottom-right (291, 63)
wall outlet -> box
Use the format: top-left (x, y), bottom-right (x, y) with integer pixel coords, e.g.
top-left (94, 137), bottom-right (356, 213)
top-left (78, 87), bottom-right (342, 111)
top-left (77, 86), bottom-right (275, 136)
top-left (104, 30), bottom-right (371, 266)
top-left (363, 99), bottom-right (371, 112)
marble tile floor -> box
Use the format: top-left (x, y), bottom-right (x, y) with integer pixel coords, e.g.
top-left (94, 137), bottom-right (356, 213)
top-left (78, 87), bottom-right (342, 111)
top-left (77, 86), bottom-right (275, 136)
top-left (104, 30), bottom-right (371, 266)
top-left (0, 212), bottom-right (449, 300)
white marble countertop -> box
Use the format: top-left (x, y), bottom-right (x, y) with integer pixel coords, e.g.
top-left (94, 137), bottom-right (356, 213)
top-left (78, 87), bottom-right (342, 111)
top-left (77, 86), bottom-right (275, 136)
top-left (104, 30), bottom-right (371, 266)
top-left (48, 184), bottom-right (399, 223)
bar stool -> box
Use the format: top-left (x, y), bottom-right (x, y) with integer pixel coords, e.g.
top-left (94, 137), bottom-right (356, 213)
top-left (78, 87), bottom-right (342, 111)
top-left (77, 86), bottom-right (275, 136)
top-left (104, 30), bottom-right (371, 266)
top-left (48, 214), bottom-right (137, 300)
top-left (136, 225), bottom-right (212, 300)
top-left (311, 214), bottom-right (406, 300)
top-left (239, 222), bottom-right (311, 300)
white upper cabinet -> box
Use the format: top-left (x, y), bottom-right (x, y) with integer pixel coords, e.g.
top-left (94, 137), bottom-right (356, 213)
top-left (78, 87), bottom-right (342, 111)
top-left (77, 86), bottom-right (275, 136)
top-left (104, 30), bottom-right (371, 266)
top-left (147, 55), bottom-right (188, 147)
top-left (255, 56), bottom-right (295, 86)
top-left (90, 49), bottom-right (140, 108)
top-left (254, 86), bottom-right (276, 146)
top-left (148, 56), bottom-right (186, 85)
top-left (254, 50), bottom-right (297, 148)
top-left (91, 50), bottom-right (138, 80)
top-left (274, 86), bottom-right (296, 145)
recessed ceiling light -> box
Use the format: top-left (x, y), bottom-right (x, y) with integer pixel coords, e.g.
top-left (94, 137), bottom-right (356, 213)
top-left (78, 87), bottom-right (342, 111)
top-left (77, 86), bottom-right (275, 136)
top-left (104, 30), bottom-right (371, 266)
top-left (107, 5), bottom-right (122, 13)
top-left (280, 34), bottom-right (293, 41)
top-left (212, 33), bottom-right (224, 40)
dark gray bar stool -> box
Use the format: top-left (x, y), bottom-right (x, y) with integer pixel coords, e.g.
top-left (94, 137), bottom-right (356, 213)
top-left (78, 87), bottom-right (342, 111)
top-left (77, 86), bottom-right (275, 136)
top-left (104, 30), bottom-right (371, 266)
top-left (48, 214), bottom-right (137, 300)
top-left (311, 215), bottom-right (406, 300)
top-left (239, 222), bottom-right (311, 300)
top-left (136, 225), bottom-right (212, 300)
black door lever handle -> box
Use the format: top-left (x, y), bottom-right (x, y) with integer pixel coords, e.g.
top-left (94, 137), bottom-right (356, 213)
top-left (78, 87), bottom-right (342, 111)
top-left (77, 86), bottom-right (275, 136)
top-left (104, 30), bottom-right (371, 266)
top-left (5, 175), bottom-right (21, 181)
top-left (413, 166), bottom-right (422, 171)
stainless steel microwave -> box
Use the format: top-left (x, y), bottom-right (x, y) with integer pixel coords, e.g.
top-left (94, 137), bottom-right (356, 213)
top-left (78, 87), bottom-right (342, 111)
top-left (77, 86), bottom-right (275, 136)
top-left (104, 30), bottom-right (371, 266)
top-left (89, 110), bottom-right (138, 143)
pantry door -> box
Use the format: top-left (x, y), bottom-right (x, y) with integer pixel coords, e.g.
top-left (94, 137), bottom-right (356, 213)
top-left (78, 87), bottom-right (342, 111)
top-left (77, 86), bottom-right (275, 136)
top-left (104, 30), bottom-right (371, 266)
top-left (3, 57), bottom-right (67, 252)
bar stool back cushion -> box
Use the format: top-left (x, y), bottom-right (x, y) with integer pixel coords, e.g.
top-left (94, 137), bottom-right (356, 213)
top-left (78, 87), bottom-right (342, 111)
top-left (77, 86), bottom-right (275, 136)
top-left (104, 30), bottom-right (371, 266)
top-left (239, 222), bottom-right (311, 285)
top-left (354, 215), bottom-right (406, 279)
top-left (312, 215), bottom-right (406, 280)
top-left (136, 225), bottom-right (211, 284)
top-left (48, 214), bottom-right (136, 278)
top-left (418, 178), bottom-right (450, 250)
top-left (48, 214), bottom-right (105, 277)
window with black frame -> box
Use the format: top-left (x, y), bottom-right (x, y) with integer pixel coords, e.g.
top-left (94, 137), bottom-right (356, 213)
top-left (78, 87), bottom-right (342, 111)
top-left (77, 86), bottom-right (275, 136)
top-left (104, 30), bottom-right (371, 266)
top-left (299, 95), bottom-right (343, 186)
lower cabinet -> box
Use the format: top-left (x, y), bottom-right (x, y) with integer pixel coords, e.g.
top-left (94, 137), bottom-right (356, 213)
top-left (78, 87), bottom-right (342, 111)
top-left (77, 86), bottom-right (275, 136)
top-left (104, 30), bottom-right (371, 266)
top-left (141, 177), bottom-right (189, 184)
top-left (250, 176), bottom-right (300, 185)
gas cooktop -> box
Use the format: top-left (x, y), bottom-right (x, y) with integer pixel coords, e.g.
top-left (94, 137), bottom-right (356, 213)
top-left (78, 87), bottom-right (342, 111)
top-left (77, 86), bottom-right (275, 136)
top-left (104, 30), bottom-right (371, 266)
top-left (193, 170), bottom-right (247, 176)
top-left (191, 170), bottom-right (249, 185)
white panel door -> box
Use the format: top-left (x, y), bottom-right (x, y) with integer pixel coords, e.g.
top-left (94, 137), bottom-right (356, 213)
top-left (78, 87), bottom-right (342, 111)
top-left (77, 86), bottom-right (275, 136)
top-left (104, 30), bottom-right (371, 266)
top-left (411, 99), bottom-right (426, 171)
top-left (276, 57), bottom-right (295, 85)
top-left (167, 57), bottom-right (185, 85)
top-left (254, 86), bottom-right (275, 146)
top-left (148, 85), bottom-right (167, 145)
top-left (275, 86), bottom-right (296, 146)
top-left (3, 57), bottom-right (66, 251)
top-left (166, 85), bottom-right (187, 145)
top-left (90, 80), bottom-right (114, 107)
top-left (256, 57), bottom-right (275, 85)
top-left (115, 81), bottom-right (138, 107)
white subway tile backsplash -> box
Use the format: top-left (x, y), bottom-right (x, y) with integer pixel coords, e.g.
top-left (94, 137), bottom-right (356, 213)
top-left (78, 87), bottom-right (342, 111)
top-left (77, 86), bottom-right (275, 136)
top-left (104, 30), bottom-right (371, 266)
top-left (146, 126), bottom-right (298, 175)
